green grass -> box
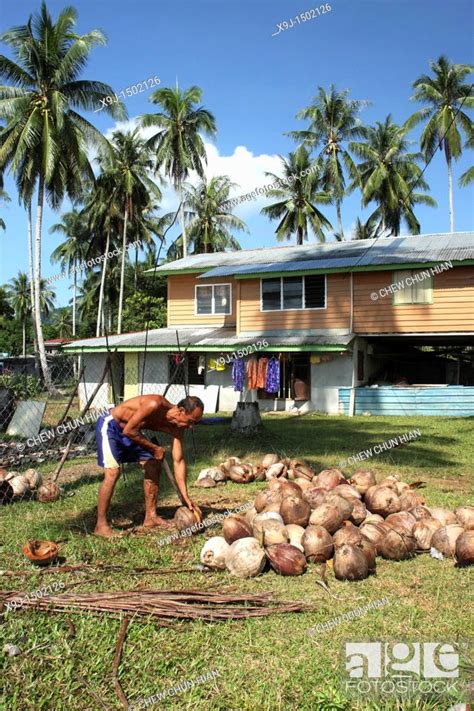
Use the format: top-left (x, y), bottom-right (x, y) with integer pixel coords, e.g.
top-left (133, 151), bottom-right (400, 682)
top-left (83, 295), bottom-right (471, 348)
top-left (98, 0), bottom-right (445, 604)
top-left (1, 414), bottom-right (473, 710)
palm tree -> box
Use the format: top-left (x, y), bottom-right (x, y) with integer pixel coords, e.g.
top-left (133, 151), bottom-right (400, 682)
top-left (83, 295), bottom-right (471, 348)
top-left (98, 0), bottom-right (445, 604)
top-left (0, 2), bottom-right (126, 391)
top-left (406, 56), bottom-right (474, 232)
top-left (168, 175), bottom-right (246, 258)
top-left (349, 116), bottom-right (436, 236)
top-left (288, 86), bottom-right (368, 240)
top-left (141, 84), bottom-right (217, 258)
top-left (7, 272), bottom-right (30, 356)
top-left (0, 175), bottom-right (9, 230)
top-left (335, 215), bottom-right (387, 242)
top-left (261, 147), bottom-right (332, 245)
top-left (50, 209), bottom-right (88, 336)
top-left (103, 129), bottom-right (162, 334)
top-left (459, 166), bottom-right (474, 186)
top-left (53, 308), bottom-right (73, 338)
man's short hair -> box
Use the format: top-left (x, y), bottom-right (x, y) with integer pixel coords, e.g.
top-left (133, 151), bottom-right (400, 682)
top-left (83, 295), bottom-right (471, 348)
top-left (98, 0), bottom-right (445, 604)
top-left (177, 395), bottom-right (204, 414)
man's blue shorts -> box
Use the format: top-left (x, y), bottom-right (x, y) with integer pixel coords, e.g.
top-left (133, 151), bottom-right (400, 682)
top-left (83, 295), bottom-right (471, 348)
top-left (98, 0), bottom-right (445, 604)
top-left (96, 413), bottom-right (154, 468)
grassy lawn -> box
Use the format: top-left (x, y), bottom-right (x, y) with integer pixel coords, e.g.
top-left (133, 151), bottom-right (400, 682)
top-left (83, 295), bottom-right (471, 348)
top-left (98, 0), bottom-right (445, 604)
top-left (1, 414), bottom-right (473, 710)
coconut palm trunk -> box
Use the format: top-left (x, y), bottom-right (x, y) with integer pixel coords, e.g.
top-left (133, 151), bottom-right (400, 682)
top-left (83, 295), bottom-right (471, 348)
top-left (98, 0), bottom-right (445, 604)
top-left (27, 202), bottom-right (38, 354)
top-left (96, 228), bottom-right (111, 337)
top-left (22, 319), bottom-right (26, 358)
top-left (117, 204), bottom-right (129, 334)
top-left (336, 200), bottom-right (344, 240)
top-left (447, 152), bottom-right (454, 232)
top-left (33, 176), bottom-right (53, 393)
top-left (179, 182), bottom-right (187, 257)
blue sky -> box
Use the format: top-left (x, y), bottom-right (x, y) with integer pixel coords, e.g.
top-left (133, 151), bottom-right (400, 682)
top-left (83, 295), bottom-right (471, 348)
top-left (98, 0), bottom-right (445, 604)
top-left (0, 0), bottom-right (473, 307)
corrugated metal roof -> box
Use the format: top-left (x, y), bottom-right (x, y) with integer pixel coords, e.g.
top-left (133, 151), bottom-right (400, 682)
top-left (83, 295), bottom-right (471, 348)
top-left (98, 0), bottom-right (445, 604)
top-left (151, 232), bottom-right (474, 277)
top-left (64, 327), bottom-right (353, 352)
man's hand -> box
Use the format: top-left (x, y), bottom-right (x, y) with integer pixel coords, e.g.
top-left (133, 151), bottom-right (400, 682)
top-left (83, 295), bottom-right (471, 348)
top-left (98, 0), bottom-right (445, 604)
top-left (186, 499), bottom-right (202, 524)
top-left (153, 446), bottom-right (165, 461)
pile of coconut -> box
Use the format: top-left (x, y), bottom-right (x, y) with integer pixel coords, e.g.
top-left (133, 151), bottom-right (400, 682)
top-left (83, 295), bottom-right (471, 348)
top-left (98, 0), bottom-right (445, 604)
top-left (198, 462), bottom-right (473, 578)
top-left (194, 453), bottom-right (322, 488)
top-left (0, 468), bottom-right (60, 504)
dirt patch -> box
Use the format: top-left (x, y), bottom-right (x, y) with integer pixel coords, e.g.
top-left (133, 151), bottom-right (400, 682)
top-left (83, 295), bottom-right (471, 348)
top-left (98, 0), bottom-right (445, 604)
top-left (50, 461), bottom-right (102, 486)
top-left (429, 477), bottom-right (470, 492)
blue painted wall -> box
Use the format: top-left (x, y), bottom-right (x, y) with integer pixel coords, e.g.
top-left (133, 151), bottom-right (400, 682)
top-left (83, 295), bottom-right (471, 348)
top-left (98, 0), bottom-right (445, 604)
top-left (339, 386), bottom-right (474, 417)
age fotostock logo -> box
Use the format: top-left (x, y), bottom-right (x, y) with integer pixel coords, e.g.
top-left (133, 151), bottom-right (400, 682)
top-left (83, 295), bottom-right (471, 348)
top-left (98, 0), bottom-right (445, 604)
top-left (343, 641), bottom-right (464, 698)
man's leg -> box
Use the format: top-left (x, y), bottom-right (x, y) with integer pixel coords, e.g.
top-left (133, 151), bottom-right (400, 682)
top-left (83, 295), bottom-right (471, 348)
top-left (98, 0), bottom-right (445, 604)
top-left (140, 459), bottom-right (172, 528)
top-left (94, 467), bottom-right (121, 537)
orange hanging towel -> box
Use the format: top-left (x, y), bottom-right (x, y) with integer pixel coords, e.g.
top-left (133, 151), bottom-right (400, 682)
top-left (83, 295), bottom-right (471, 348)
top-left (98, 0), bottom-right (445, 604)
top-left (246, 356), bottom-right (258, 389)
top-left (256, 357), bottom-right (269, 389)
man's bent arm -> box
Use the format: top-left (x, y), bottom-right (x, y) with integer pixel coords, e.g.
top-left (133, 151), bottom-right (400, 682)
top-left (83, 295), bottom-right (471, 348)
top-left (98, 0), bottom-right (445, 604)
top-left (171, 436), bottom-right (191, 505)
top-left (121, 401), bottom-right (163, 457)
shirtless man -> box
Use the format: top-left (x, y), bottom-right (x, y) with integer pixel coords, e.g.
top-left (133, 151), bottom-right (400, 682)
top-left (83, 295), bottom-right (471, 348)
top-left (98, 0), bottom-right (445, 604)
top-left (94, 394), bottom-right (204, 537)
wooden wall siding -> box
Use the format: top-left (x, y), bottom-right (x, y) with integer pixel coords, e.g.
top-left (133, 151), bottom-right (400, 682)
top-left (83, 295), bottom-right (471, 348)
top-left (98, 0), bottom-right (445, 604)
top-left (238, 273), bottom-right (351, 333)
top-left (353, 266), bottom-right (474, 333)
top-left (167, 275), bottom-right (237, 327)
top-left (339, 386), bottom-right (474, 416)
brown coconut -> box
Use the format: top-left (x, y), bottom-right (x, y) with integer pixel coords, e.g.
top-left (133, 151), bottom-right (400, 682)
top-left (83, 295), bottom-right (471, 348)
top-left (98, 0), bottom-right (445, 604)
top-left (333, 521), bottom-right (363, 548)
top-left (413, 518), bottom-right (442, 550)
top-left (260, 519), bottom-right (289, 546)
top-left (261, 453), bottom-right (279, 468)
top-left (266, 543), bottom-right (307, 576)
top-left (313, 468), bottom-right (345, 490)
top-left (349, 498), bottom-right (368, 526)
top-left (359, 520), bottom-right (390, 552)
top-left (454, 506), bottom-right (474, 530)
top-left (37, 482), bottom-right (60, 503)
top-left (291, 462), bottom-right (315, 481)
top-left (378, 528), bottom-right (416, 560)
top-left (429, 508), bottom-right (457, 526)
top-left (294, 478), bottom-right (313, 492)
top-left (431, 524), bottom-right (465, 557)
top-left (357, 537), bottom-right (377, 574)
top-left (268, 479), bottom-right (302, 497)
top-left (285, 524), bottom-right (305, 552)
top-left (385, 511), bottom-right (416, 535)
top-left (229, 464), bottom-right (254, 484)
top-left (455, 530), bottom-right (474, 566)
top-left (325, 493), bottom-right (353, 520)
top-left (364, 485), bottom-right (401, 517)
top-left (349, 470), bottom-right (376, 495)
top-left (280, 495), bottom-right (311, 527)
top-left (302, 525), bottom-right (334, 562)
top-left (309, 503), bottom-right (345, 533)
top-left (408, 505), bottom-right (432, 521)
top-left (195, 476), bottom-right (216, 488)
top-left (254, 489), bottom-right (282, 513)
top-left (302, 487), bottom-right (328, 509)
top-left (334, 543), bottom-right (369, 581)
top-left (265, 462), bottom-right (287, 480)
top-left (173, 506), bottom-right (198, 532)
top-left (222, 514), bottom-right (253, 544)
top-left (333, 483), bottom-right (362, 501)
top-left (399, 490), bottom-right (425, 510)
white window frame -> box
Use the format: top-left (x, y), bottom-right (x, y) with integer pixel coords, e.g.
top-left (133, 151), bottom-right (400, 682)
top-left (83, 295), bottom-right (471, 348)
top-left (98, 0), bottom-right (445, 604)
top-left (195, 283), bottom-right (232, 316)
top-left (392, 269), bottom-right (433, 305)
top-left (260, 275), bottom-right (327, 312)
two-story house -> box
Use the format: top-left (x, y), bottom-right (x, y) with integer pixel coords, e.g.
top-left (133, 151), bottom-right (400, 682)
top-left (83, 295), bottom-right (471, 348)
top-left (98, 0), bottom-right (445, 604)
top-left (64, 231), bottom-right (474, 416)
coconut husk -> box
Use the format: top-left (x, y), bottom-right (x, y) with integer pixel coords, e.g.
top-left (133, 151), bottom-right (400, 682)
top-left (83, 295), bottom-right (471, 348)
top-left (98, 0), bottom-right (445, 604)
top-left (22, 540), bottom-right (59, 566)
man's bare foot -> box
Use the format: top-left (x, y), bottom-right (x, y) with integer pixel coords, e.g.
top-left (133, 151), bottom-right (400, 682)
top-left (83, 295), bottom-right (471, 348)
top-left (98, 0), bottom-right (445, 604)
top-left (94, 524), bottom-right (117, 538)
top-left (143, 515), bottom-right (173, 529)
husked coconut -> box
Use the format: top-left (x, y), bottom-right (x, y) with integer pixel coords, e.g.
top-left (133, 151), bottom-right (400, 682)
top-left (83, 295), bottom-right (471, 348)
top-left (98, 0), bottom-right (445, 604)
top-left (454, 506), bottom-right (474, 530)
top-left (359, 520), bottom-right (389, 552)
top-left (195, 476), bottom-right (216, 488)
top-left (408, 505), bottom-right (432, 521)
top-left (325, 493), bottom-right (353, 520)
top-left (222, 515), bottom-right (253, 544)
top-left (429, 508), bottom-right (457, 526)
top-left (252, 465), bottom-right (266, 482)
top-left (23, 469), bottom-right (42, 489)
top-left (261, 453), bottom-right (279, 468)
top-left (364, 485), bottom-right (401, 517)
top-left (9, 475), bottom-right (30, 497)
top-left (395, 481), bottom-right (411, 496)
top-left (252, 511), bottom-right (284, 537)
top-left (291, 462), bottom-right (314, 481)
top-left (357, 537), bottom-right (377, 574)
top-left (254, 489), bottom-right (282, 513)
top-left (174, 507), bottom-right (198, 532)
top-left (413, 519), bottom-right (442, 550)
top-left (302, 487), bottom-right (328, 509)
top-left (200, 537), bottom-right (229, 569)
top-left (260, 519), bottom-right (289, 546)
top-left (294, 478), bottom-right (313, 492)
top-left (266, 544), bottom-right (307, 576)
top-left (349, 498), bottom-right (367, 526)
top-left (244, 507), bottom-right (258, 527)
top-left (229, 464), bottom-right (254, 484)
top-left (378, 528), bottom-right (416, 560)
top-left (265, 462), bottom-right (286, 480)
top-left (333, 484), bottom-right (362, 501)
top-left (285, 524), bottom-right (305, 552)
top-left (268, 479), bottom-right (302, 497)
top-left (334, 544), bottom-right (369, 581)
top-left (226, 538), bottom-right (266, 578)
top-left (399, 490), bottom-right (425, 510)
top-left (385, 511), bottom-right (416, 535)
top-left (37, 482), bottom-right (61, 503)
top-left (455, 530), bottom-right (474, 566)
top-left (363, 513), bottom-right (384, 525)
top-left (333, 521), bottom-right (363, 548)
top-left (302, 525), bottom-right (334, 562)
top-left (349, 470), bottom-right (376, 495)
top-left (280, 495), bottom-right (311, 527)
top-left (309, 503), bottom-right (345, 533)
top-left (197, 467), bottom-right (225, 482)
top-left (312, 468), bottom-right (345, 490)
top-left (431, 524), bottom-right (465, 557)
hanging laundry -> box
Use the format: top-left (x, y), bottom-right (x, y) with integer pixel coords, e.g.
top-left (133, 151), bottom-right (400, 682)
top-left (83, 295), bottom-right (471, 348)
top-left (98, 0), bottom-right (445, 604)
top-left (197, 355), bottom-right (206, 375)
top-left (265, 356), bottom-right (280, 393)
top-left (256, 357), bottom-right (268, 389)
top-left (232, 358), bottom-right (245, 392)
top-left (208, 357), bottom-right (226, 372)
top-left (246, 356), bottom-right (258, 389)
